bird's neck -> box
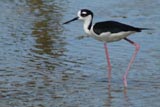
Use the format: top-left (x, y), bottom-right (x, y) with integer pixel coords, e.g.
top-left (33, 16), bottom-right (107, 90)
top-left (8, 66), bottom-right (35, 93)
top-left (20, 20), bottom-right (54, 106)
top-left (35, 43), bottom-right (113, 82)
top-left (83, 16), bottom-right (93, 35)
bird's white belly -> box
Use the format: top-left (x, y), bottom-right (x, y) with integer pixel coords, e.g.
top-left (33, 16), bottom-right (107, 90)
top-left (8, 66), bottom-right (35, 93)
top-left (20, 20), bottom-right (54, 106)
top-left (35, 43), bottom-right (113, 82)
top-left (90, 31), bottom-right (136, 42)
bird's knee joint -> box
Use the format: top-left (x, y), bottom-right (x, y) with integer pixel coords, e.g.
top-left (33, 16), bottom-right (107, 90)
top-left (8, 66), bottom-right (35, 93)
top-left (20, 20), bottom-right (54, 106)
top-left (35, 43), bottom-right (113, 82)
top-left (134, 43), bottom-right (140, 51)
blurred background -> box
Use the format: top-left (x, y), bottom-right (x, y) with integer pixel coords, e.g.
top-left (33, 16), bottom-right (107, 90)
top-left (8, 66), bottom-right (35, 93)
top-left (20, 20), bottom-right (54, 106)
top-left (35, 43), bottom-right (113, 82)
top-left (0, 0), bottom-right (159, 107)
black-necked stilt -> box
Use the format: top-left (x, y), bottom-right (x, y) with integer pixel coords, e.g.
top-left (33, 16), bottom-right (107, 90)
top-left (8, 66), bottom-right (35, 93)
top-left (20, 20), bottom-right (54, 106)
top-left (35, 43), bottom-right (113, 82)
top-left (63, 9), bottom-right (149, 87)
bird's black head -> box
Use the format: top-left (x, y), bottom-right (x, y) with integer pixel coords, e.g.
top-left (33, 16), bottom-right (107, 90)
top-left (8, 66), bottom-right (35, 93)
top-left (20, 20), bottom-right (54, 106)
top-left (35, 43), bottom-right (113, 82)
top-left (79, 9), bottom-right (93, 18)
top-left (63, 9), bottom-right (93, 24)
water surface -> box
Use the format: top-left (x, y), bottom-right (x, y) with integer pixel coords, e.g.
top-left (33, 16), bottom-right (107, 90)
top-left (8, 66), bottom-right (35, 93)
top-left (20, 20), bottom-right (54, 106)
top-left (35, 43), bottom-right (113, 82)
top-left (0, 0), bottom-right (160, 107)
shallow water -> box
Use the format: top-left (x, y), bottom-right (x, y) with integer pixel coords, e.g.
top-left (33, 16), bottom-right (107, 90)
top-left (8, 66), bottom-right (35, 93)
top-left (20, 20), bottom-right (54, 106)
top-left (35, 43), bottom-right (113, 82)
top-left (0, 0), bottom-right (160, 107)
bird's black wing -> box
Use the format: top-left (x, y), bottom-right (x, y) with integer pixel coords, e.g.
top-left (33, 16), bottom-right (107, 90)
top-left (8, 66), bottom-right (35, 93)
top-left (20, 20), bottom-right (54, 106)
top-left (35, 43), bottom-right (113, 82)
top-left (93, 21), bottom-right (143, 35)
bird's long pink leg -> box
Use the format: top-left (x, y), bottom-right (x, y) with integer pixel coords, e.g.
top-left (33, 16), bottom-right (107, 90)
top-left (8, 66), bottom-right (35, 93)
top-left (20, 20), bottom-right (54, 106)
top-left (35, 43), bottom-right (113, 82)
top-left (104, 43), bottom-right (112, 83)
top-left (123, 38), bottom-right (140, 87)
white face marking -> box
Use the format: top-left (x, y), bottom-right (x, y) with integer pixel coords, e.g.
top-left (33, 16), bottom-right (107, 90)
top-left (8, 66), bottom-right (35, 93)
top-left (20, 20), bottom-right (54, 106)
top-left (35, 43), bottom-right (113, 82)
top-left (77, 10), bottom-right (81, 18)
top-left (82, 11), bottom-right (87, 15)
top-left (77, 10), bottom-right (85, 20)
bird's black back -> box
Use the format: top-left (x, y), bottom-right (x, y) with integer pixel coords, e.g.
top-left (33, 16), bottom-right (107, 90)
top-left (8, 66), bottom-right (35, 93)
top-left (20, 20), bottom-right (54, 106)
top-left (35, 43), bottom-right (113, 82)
top-left (93, 21), bottom-right (143, 35)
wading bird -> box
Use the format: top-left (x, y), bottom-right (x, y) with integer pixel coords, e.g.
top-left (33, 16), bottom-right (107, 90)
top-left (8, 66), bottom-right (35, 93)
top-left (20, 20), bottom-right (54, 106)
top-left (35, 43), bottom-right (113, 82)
top-left (63, 9), bottom-right (149, 87)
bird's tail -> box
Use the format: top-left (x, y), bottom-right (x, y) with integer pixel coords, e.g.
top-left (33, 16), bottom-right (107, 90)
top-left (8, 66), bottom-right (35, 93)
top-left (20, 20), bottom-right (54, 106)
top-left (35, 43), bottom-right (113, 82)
top-left (137, 28), bottom-right (153, 32)
top-left (140, 28), bottom-right (153, 30)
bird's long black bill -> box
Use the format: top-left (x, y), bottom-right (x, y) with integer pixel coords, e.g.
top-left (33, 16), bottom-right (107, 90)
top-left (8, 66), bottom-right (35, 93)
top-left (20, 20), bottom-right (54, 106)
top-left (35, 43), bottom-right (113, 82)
top-left (63, 17), bottom-right (79, 24)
